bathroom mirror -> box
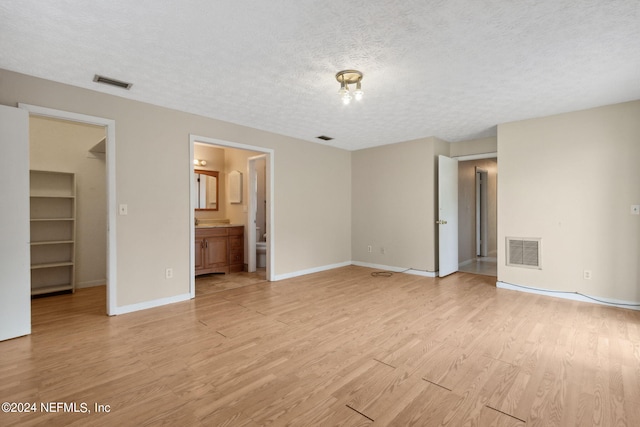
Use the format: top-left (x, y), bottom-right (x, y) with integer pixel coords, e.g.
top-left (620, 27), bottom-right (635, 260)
top-left (194, 169), bottom-right (219, 211)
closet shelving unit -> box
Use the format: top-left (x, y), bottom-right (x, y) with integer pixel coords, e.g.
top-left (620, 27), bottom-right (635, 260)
top-left (29, 170), bottom-right (76, 295)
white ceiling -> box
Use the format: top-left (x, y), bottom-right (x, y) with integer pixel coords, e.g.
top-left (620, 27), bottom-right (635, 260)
top-left (1, 1), bottom-right (638, 151)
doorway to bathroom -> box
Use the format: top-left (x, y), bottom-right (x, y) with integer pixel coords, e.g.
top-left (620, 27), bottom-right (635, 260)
top-left (189, 134), bottom-right (274, 298)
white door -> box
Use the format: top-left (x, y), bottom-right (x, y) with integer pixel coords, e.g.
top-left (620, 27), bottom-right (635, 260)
top-left (0, 105), bottom-right (31, 341)
top-left (437, 155), bottom-right (459, 277)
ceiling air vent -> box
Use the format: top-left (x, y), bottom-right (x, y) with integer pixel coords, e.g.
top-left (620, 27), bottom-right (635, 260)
top-left (506, 237), bottom-right (541, 269)
top-left (316, 135), bottom-right (333, 141)
top-left (93, 74), bottom-right (133, 90)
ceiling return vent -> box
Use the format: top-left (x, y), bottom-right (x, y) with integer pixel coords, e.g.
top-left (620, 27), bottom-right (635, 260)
top-left (506, 237), bottom-right (541, 269)
top-left (316, 135), bottom-right (334, 141)
top-left (93, 74), bottom-right (133, 90)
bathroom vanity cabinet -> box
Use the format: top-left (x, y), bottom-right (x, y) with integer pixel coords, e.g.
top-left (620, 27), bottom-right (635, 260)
top-left (195, 225), bottom-right (244, 275)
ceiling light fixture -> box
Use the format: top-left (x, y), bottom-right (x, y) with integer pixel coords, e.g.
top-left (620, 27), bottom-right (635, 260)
top-left (335, 70), bottom-right (363, 105)
top-left (193, 159), bottom-right (207, 166)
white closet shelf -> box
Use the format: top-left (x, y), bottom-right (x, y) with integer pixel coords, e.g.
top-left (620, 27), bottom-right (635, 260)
top-left (29, 170), bottom-right (76, 295)
top-left (31, 261), bottom-right (74, 269)
top-left (30, 240), bottom-right (74, 246)
top-left (30, 194), bottom-right (75, 198)
top-left (31, 284), bottom-right (74, 296)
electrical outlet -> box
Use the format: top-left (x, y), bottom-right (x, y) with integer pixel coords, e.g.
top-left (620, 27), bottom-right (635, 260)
top-left (165, 268), bottom-right (173, 279)
top-left (381, 247), bottom-right (386, 254)
top-left (367, 245), bottom-right (372, 253)
top-left (583, 270), bottom-right (591, 280)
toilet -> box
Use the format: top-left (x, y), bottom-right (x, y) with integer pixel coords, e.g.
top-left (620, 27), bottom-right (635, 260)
top-left (256, 226), bottom-right (266, 268)
top-left (256, 241), bottom-right (267, 268)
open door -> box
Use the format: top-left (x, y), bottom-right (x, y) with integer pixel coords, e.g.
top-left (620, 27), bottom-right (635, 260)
top-left (438, 155), bottom-right (459, 277)
top-left (0, 105), bottom-right (31, 341)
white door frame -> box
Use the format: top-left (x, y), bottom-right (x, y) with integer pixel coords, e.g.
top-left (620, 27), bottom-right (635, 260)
top-left (189, 135), bottom-right (274, 298)
top-left (19, 103), bottom-right (118, 316)
top-left (247, 154), bottom-right (267, 273)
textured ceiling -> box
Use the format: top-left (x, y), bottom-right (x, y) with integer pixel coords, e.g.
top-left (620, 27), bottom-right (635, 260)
top-left (1, 1), bottom-right (639, 151)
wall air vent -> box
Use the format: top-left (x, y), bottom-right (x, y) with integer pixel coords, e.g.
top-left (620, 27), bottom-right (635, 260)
top-left (506, 237), bottom-right (541, 269)
top-left (93, 74), bottom-right (133, 90)
top-left (316, 135), bottom-right (333, 141)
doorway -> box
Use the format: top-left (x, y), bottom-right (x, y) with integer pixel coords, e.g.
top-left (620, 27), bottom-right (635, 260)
top-left (29, 116), bottom-right (107, 296)
top-left (189, 134), bottom-right (274, 298)
top-left (457, 157), bottom-right (497, 276)
top-left (20, 104), bottom-right (117, 314)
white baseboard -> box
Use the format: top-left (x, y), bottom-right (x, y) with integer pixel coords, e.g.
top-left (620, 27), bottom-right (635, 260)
top-left (406, 269), bottom-right (438, 278)
top-left (273, 261), bottom-right (438, 281)
top-left (273, 261), bottom-right (352, 281)
top-left (496, 281), bottom-right (640, 311)
top-left (112, 293), bottom-right (192, 315)
top-left (351, 261), bottom-right (437, 277)
top-left (76, 279), bottom-right (106, 289)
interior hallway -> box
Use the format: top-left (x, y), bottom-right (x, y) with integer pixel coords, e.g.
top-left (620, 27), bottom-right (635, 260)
top-left (458, 257), bottom-right (497, 277)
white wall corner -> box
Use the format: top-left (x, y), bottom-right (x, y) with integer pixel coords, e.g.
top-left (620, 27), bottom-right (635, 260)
top-left (273, 261), bottom-right (352, 281)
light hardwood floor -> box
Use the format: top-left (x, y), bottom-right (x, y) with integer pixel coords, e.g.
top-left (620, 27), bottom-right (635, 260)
top-left (2, 266), bottom-right (639, 426)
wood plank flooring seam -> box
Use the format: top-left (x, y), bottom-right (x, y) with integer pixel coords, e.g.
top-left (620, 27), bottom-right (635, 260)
top-left (485, 404), bottom-right (527, 423)
top-left (372, 358), bottom-right (397, 369)
top-left (422, 377), bottom-right (453, 391)
top-left (345, 404), bottom-right (375, 422)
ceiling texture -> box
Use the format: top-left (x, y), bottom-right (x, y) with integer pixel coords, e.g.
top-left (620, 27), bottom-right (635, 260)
top-left (1, 1), bottom-right (639, 151)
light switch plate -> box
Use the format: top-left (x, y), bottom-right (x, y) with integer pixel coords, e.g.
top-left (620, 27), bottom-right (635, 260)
top-left (119, 204), bottom-right (128, 215)
top-left (632, 205), bottom-right (640, 215)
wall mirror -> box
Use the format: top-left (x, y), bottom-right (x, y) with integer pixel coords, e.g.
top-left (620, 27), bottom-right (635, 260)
top-left (194, 169), bottom-right (219, 210)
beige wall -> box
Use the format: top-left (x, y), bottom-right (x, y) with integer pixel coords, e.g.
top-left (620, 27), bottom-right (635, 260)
top-left (457, 158), bottom-right (498, 263)
top-left (498, 100), bottom-right (640, 302)
top-left (0, 69), bottom-right (352, 308)
top-left (29, 116), bottom-right (107, 288)
top-left (450, 136), bottom-right (497, 157)
top-left (352, 137), bottom-right (449, 272)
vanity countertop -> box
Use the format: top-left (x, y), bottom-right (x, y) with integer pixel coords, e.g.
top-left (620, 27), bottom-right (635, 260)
top-left (195, 223), bottom-right (243, 229)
